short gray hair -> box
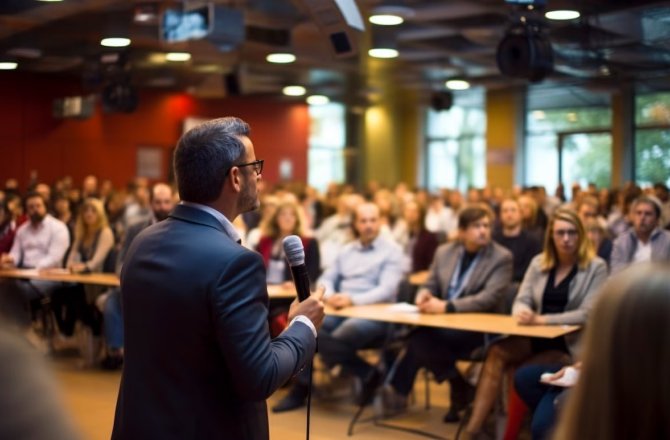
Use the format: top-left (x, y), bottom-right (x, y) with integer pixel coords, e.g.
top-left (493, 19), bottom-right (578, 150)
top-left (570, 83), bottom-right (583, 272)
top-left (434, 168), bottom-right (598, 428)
top-left (173, 117), bottom-right (250, 204)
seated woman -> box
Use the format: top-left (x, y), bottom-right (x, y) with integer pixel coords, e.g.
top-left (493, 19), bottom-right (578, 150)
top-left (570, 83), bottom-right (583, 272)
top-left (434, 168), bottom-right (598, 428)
top-left (52, 198), bottom-right (114, 354)
top-left (461, 208), bottom-right (608, 439)
top-left (553, 262), bottom-right (670, 440)
top-left (255, 200), bottom-right (320, 336)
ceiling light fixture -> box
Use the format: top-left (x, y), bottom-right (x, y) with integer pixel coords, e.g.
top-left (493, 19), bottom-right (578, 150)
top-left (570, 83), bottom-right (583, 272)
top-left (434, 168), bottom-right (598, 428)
top-left (445, 79), bottom-right (470, 90)
top-left (283, 86), bottom-right (306, 97)
top-left (369, 14), bottom-right (404, 26)
top-left (368, 48), bottom-right (399, 59)
top-left (306, 95), bottom-right (330, 105)
top-left (545, 10), bottom-right (580, 20)
top-left (100, 38), bottom-right (131, 48)
top-left (166, 52), bottom-right (191, 62)
top-left (0, 62), bottom-right (18, 70)
top-left (266, 53), bottom-right (296, 64)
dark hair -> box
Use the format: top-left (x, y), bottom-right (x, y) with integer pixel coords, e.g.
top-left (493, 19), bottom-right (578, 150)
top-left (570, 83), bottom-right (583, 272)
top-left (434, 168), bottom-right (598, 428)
top-left (458, 204), bottom-right (493, 230)
top-left (173, 117), bottom-right (250, 204)
top-left (24, 191), bottom-right (49, 211)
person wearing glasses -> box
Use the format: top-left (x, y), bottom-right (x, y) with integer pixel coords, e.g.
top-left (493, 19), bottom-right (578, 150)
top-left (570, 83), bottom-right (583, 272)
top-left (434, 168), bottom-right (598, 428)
top-left (112, 117), bottom-right (325, 440)
top-left (461, 208), bottom-right (607, 439)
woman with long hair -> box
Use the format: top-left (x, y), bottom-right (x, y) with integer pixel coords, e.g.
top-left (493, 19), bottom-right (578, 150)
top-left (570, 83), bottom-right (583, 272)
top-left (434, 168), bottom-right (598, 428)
top-left (552, 263), bottom-right (670, 440)
top-left (255, 200), bottom-right (320, 336)
top-left (52, 198), bottom-right (114, 361)
top-left (462, 209), bottom-right (608, 438)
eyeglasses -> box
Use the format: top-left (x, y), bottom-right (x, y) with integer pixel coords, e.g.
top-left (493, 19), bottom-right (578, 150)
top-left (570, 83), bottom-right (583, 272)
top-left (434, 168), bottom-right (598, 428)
top-left (231, 159), bottom-right (264, 176)
top-left (553, 229), bottom-right (578, 238)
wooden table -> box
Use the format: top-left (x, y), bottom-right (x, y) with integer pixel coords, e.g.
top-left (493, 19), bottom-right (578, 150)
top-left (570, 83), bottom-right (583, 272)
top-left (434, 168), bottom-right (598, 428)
top-left (326, 304), bottom-right (579, 339)
top-left (0, 268), bottom-right (120, 287)
top-left (0, 268), bottom-right (296, 299)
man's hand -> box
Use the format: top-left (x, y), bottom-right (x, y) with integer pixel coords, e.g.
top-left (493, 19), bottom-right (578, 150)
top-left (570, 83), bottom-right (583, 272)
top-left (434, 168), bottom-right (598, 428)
top-left (69, 263), bottom-right (87, 274)
top-left (0, 253), bottom-right (15, 268)
top-left (325, 293), bottom-right (353, 310)
top-left (288, 285), bottom-right (326, 330)
top-left (415, 289), bottom-right (446, 314)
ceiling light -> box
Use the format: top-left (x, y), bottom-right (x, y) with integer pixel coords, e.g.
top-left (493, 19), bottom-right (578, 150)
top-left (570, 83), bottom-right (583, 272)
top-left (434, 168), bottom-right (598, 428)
top-left (306, 95), bottom-right (330, 105)
top-left (369, 14), bottom-right (404, 26)
top-left (166, 52), bottom-right (191, 62)
top-left (283, 86), bottom-right (306, 97)
top-left (545, 10), bottom-right (580, 20)
top-left (445, 79), bottom-right (470, 90)
top-left (368, 48), bottom-right (399, 59)
top-left (100, 38), bottom-right (131, 48)
top-left (0, 62), bottom-right (18, 70)
top-left (266, 53), bottom-right (296, 64)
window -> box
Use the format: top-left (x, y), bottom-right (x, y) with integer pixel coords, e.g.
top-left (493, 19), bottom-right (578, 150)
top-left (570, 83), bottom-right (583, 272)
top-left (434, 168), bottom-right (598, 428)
top-left (308, 103), bottom-right (346, 192)
top-left (525, 105), bottom-right (612, 199)
top-left (424, 90), bottom-right (486, 192)
top-left (635, 92), bottom-right (670, 186)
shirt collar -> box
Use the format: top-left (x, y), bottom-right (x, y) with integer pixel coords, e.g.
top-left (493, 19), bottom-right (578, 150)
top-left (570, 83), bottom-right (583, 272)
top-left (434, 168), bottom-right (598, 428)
top-left (180, 201), bottom-right (241, 243)
top-left (354, 234), bottom-right (382, 251)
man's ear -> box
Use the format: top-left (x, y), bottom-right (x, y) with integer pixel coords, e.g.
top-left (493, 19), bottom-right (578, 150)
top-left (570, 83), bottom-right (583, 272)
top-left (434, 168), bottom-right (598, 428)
top-left (228, 166), bottom-right (242, 194)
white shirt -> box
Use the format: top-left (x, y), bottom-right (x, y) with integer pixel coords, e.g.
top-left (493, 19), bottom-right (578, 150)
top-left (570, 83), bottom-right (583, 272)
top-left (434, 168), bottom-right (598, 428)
top-left (633, 239), bottom-right (652, 263)
top-left (10, 215), bottom-right (70, 269)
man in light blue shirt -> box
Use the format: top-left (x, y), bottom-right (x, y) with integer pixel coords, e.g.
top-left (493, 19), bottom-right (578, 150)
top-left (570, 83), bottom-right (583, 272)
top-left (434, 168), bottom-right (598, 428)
top-left (273, 202), bottom-right (406, 412)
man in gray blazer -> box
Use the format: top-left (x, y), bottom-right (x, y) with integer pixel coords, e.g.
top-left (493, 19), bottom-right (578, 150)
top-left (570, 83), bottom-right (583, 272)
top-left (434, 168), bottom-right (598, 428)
top-left (112, 117), bottom-right (325, 440)
top-left (378, 204), bottom-right (513, 422)
top-left (610, 195), bottom-right (670, 274)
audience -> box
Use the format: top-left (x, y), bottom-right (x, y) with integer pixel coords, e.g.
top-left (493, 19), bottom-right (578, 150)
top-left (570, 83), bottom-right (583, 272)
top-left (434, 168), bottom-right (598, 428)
top-left (378, 205), bottom-right (513, 423)
top-left (0, 193), bottom-right (25, 253)
top-left (0, 192), bottom-right (70, 342)
top-left (610, 195), bottom-right (670, 273)
top-left (274, 202), bottom-right (405, 413)
top-left (462, 208), bottom-right (607, 438)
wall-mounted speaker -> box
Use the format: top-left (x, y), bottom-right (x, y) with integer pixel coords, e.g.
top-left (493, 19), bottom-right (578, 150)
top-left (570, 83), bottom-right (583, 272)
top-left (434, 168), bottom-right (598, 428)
top-left (496, 24), bottom-right (554, 82)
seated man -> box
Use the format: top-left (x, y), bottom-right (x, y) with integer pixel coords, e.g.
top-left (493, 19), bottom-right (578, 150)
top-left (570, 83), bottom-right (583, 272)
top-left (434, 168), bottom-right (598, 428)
top-left (0, 192), bottom-right (70, 334)
top-left (610, 195), bottom-right (670, 274)
top-left (378, 204), bottom-right (513, 422)
top-left (273, 202), bottom-right (406, 412)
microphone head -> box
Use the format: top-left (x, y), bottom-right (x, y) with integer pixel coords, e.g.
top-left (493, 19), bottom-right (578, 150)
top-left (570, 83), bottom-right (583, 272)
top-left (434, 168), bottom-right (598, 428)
top-left (282, 235), bottom-right (305, 266)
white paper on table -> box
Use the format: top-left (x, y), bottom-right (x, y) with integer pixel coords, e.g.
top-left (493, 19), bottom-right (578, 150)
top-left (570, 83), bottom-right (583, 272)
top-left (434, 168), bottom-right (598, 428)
top-left (388, 303), bottom-right (419, 313)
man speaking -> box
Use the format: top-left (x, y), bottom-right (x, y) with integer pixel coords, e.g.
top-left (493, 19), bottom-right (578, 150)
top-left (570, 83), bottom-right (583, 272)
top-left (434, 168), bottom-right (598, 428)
top-left (112, 117), bottom-right (325, 439)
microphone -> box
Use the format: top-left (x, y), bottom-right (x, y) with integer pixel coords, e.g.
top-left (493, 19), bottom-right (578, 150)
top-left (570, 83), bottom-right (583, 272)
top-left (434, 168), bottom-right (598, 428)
top-left (282, 235), bottom-right (311, 302)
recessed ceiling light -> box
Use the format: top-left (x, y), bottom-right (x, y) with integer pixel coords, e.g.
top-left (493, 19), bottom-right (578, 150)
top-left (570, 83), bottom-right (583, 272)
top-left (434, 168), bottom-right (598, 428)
top-left (166, 52), bottom-right (191, 62)
top-left (100, 38), bottom-right (131, 48)
top-left (266, 53), bottom-right (296, 64)
top-left (445, 79), bottom-right (470, 90)
top-left (307, 95), bottom-right (330, 105)
top-left (0, 62), bottom-right (18, 70)
top-left (283, 86), bottom-right (306, 97)
top-left (369, 14), bottom-right (404, 26)
top-left (545, 10), bottom-right (580, 20)
top-left (368, 48), bottom-right (399, 59)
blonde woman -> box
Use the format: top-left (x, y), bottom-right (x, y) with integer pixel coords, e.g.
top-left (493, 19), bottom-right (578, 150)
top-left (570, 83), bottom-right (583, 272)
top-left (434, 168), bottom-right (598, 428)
top-left (462, 209), bottom-right (608, 438)
top-left (553, 263), bottom-right (670, 440)
top-left (53, 198), bottom-right (114, 341)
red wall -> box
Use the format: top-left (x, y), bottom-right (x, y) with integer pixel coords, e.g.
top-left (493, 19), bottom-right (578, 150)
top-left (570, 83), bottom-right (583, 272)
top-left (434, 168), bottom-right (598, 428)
top-left (0, 72), bottom-right (309, 190)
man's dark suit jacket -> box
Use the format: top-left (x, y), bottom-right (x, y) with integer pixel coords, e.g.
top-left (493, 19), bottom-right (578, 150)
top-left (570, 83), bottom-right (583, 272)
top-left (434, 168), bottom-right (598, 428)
top-left (112, 204), bottom-right (316, 440)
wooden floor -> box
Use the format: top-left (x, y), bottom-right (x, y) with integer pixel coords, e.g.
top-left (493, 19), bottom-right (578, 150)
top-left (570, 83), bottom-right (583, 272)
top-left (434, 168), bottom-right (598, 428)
top-left (50, 356), bottom-right (464, 440)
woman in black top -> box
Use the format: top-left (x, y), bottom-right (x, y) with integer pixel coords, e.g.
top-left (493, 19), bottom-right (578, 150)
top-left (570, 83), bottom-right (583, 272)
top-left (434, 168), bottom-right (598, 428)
top-left (462, 209), bottom-right (608, 438)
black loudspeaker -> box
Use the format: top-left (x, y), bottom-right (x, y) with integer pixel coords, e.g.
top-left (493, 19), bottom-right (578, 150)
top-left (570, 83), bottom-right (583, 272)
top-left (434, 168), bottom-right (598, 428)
top-left (431, 91), bottom-right (453, 112)
top-left (496, 24), bottom-right (554, 82)
top-left (102, 81), bottom-right (139, 113)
